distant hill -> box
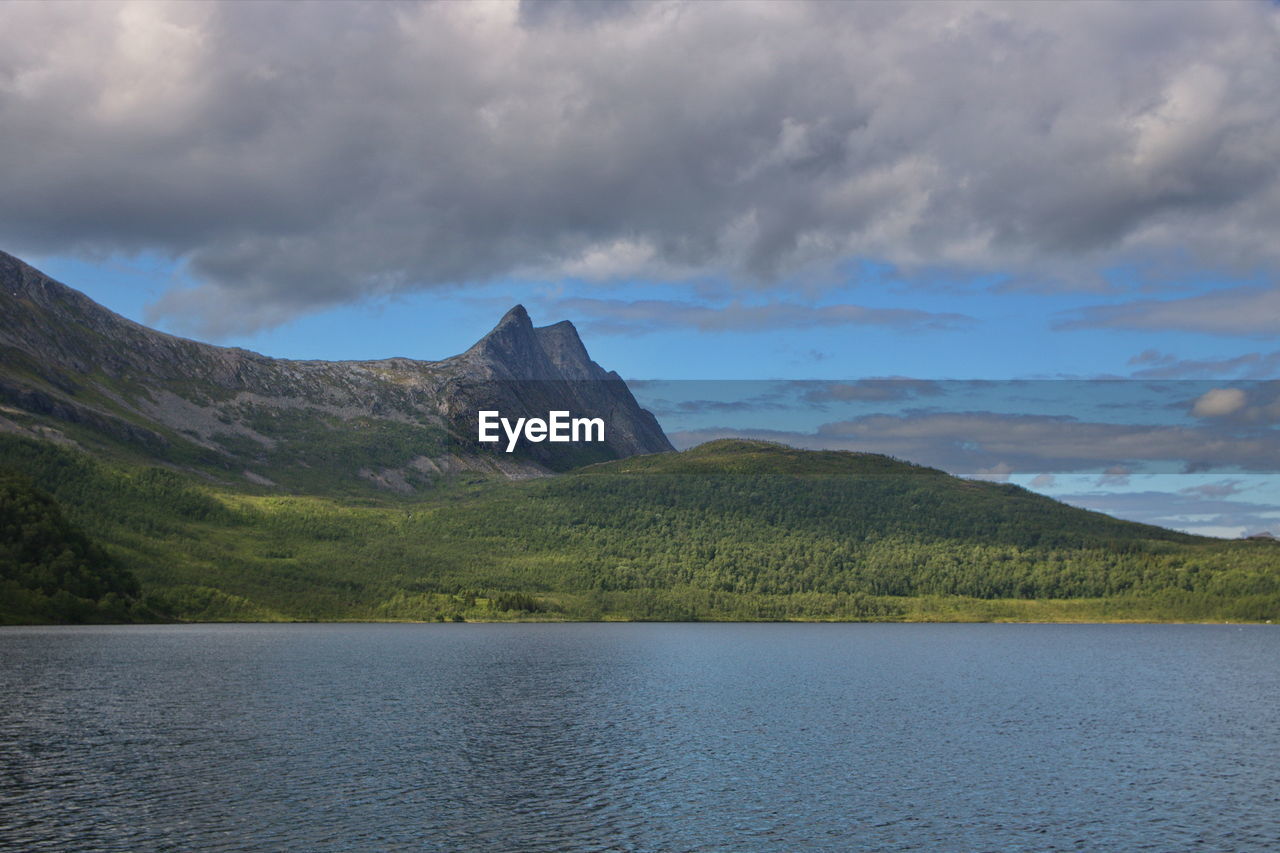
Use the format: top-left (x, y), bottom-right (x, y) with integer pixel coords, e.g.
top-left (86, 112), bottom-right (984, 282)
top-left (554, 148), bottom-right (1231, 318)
top-left (569, 439), bottom-right (1200, 550)
top-left (0, 250), bottom-right (671, 492)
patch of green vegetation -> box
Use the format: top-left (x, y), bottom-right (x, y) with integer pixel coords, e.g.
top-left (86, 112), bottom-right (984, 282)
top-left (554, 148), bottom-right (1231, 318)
top-left (0, 467), bottom-right (157, 623)
top-left (1, 435), bottom-right (1276, 624)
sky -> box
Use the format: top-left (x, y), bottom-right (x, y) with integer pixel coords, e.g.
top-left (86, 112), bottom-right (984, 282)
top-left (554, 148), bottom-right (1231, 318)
top-left (2, 0), bottom-right (1279, 537)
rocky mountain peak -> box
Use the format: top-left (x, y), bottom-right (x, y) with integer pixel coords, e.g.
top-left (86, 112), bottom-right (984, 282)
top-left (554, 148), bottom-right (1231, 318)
top-left (489, 303), bottom-right (534, 336)
top-left (461, 305), bottom-right (603, 381)
top-left (462, 304), bottom-right (538, 375)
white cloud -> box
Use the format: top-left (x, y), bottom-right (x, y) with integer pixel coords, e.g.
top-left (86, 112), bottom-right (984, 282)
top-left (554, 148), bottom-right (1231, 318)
top-left (1192, 387), bottom-right (1247, 417)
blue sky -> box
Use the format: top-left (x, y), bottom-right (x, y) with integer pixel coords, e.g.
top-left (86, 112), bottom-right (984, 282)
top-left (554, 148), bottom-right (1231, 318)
top-left (4, 1), bottom-right (1279, 536)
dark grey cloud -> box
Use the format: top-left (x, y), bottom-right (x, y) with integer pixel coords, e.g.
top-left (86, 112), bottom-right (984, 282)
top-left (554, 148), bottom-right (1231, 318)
top-left (555, 298), bottom-right (973, 336)
top-left (1058, 287), bottom-right (1280, 337)
top-left (2, 1), bottom-right (1280, 334)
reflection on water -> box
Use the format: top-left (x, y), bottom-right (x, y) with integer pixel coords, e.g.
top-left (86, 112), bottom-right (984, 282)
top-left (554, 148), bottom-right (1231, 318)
top-left (1, 623), bottom-right (1277, 851)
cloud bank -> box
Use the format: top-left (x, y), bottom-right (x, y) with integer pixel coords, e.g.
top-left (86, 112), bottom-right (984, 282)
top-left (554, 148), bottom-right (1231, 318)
top-left (1055, 489), bottom-right (1280, 539)
top-left (2, 1), bottom-right (1279, 335)
top-left (1060, 288), bottom-right (1280, 337)
top-left (555, 298), bottom-right (973, 336)
top-left (1128, 349), bottom-right (1280, 380)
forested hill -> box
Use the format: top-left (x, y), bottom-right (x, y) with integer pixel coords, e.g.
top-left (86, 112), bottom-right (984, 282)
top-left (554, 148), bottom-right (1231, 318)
top-left (1, 434), bottom-right (1274, 623)
top-left (566, 439), bottom-right (1201, 550)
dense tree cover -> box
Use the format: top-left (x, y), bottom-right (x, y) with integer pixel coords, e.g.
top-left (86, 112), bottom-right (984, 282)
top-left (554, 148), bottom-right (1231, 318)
top-left (0, 435), bottom-right (1276, 623)
top-left (0, 468), bottom-right (149, 622)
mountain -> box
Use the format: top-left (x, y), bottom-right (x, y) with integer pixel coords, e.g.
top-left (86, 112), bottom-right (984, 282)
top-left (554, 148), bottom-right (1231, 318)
top-left (0, 251), bottom-right (1275, 625)
top-left (0, 251), bottom-right (671, 491)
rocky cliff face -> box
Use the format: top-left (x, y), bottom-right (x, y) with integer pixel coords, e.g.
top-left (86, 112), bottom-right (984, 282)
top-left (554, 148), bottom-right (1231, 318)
top-left (0, 251), bottom-right (672, 490)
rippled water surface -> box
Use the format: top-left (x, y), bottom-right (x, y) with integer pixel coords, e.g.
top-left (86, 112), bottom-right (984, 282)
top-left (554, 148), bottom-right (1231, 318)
top-left (1, 623), bottom-right (1277, 851)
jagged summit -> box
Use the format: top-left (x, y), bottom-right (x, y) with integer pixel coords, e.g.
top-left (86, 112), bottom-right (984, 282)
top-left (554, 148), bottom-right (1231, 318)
top-left (0, 252), bottom-right (672, 490)
top-left (477, 303), bottom-right (534, 341)
top-left (462, 304), bottom-right (545, 376)
top-left (459, 304), bottom-right (606, 381)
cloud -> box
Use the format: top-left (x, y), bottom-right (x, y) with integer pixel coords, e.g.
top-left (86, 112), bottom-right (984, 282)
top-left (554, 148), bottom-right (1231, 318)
top-left (973, 462), bottom-right (1015, 483)
top-left (1192, 387), bottom-right (1248, 417)
top-left (1096, 465), bottom-right (1132, 487)
top-left (1030, 473), bottom-right (1056, 489)
top-left (554, 298), bottom-right (974, 335)
top-left (1128, 349), bottom-right (1173, 368)
top-left (1182, 383), bottom-right (1280, 424)
top-left (797, 379), bottom-right (946, 404)
top-left (644, 398), bottom-right (788, 417)
top-left (818, 411), bottom-right (1280, 473)
top-left (1058, 287), bottom-right (1280, 337)
top-left (1179, 479), bottom-right (1247, 498)
top-left (1127, 349), bottom-right (1280, 380)
top-left (1054, 489), bottom-right (1280, 538)
top-left (2, 1), bottom-right (1280, 334)
top-left (671, 408), bottom-right (1280, 474)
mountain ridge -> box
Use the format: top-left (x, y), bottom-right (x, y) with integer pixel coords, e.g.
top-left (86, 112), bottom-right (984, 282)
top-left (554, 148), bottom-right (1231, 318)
top-left (0, 250), bottom-right (672, 490)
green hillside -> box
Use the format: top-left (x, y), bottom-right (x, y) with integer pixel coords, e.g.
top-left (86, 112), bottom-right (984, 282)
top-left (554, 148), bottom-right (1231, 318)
top-left (1, 435), bottom-right (1276, 623)
top-left (0, 467), bottom-right (150, 623)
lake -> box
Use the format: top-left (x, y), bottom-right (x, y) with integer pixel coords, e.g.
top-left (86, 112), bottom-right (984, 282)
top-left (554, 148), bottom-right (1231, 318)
top-left (1, 623), bottom-right (1277, 851)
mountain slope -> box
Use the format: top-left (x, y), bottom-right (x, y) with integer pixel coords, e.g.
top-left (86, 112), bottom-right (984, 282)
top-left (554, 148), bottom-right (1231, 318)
top-left (0, 251), bottom-right (671, 490)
